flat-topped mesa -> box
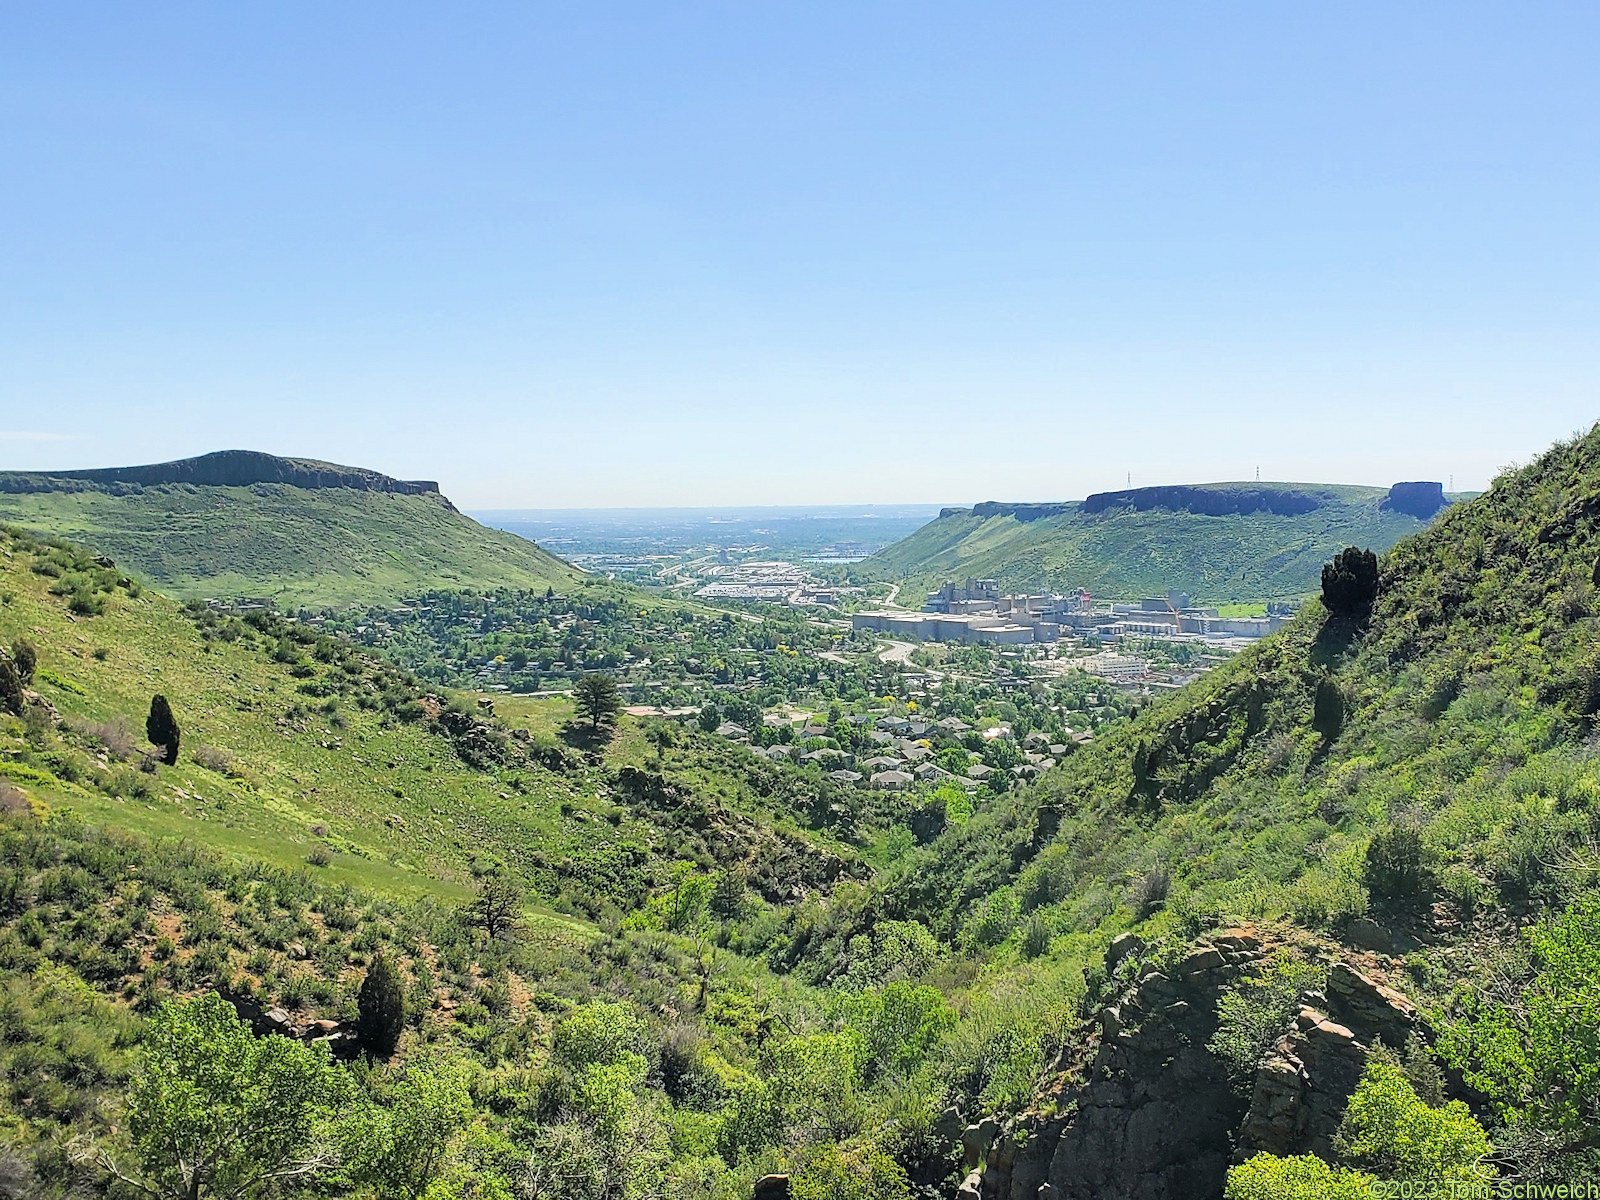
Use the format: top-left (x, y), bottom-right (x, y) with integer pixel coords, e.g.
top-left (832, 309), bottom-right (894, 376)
top-left (0, 450), bottom-right (440, 496)
top-left (1381, 480), bottom-right (1447, 520)
top-left (966, 501), bottom-right (1076, 522)
top-left (1081, 484), bottom-right (1324, 517)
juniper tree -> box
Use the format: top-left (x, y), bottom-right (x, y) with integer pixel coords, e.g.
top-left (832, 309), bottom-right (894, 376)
top-left (357, 951), bottom-right (406, 1059)
top-left (10, 639), bottom-right (35, 685)
top-left (147, 694), bottom-right (180, 765)
top-left (1321, 547), bottom-right (1379, 617)
top-left (0, 654), bottom-right (22, 716)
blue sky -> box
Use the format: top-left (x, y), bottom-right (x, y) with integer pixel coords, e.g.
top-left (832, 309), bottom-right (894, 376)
top-left (3, 3), bottom-right (1598, 506)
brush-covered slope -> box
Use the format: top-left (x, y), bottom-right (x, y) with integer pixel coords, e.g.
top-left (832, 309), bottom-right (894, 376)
top-left (858, 481), bottom-right (1440, 602)
top-left (0, 450), bottom-right (582, 608)
top-left (880, 433), bottom-right (1600, 1187)
top-left (0, 522), bottom-right (858, 907)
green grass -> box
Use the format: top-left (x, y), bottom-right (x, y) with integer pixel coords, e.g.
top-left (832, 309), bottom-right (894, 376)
top-left (0, 482), bottom-right (582, 608)
top-left (0, 524), bottom-right (866, 918)
top-left (856, 483), bottom-right (1430, 603)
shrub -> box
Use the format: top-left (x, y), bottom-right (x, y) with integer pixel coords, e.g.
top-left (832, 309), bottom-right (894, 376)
top-left (81, 718), bottom-right (136, 760)
top-left (792, 1142), bottom-right (911, 1200)
top-left (1335, 1058), bottom-right (1494, 1184)
top-left (1208, 951), bottom-right (1322, 1087)
top-left (146, 695), bottom-right (180, 766)
top-left (0, 655), bottom-right (22, 716)
top-left (1224, 1153), bottom-right (1376, 1200)
top-left (1363, 825), bottom-right (1430, 907)
top-left (1020, 912), bottom-right (1052, 960)
top-left (191, 744), bottom-right (233, 774)
top-left (1312, 678), bottom-right (1345, 739)
top-left (1439, 892), bottom-right (1600, 1138)
top-left (305, 845), bottom-right (331, 868)
top-left (1130, 865), bottom-right (1171, 917)
top-left (10, 639), bottom-right (36, 684)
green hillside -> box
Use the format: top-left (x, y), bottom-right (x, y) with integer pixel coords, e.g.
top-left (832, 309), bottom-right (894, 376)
top-left (4, 435), bottom-right (1599, 1198)
top-left (857, 481), bottom-right (1444, 603)
top-left (0, 524), bottom-right (855, 908)
top-left (0, 450), bottom-right (583, 608)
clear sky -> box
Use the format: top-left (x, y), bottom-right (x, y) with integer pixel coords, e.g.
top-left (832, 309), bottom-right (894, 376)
top-left (3, 3), bottom-right (1598, 507)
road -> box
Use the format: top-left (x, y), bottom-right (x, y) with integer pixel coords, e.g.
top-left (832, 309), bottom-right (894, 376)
top-left (879, 639), bottom-right (916, 664)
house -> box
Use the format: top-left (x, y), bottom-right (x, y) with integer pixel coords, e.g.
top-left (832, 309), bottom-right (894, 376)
top-left (867, 731), bottom-right (895, 744)
top-left (937, 717), bottom-right (971, 733)
top-left (760, 746), bottom-right (793, 762)
top-left (802, 748), bottom-right (844, 763)
top-left (914, 762), bottom-right (950, 781)
top-left (907, 721), bottom-right (931, 737)
top-left (716, 723), bottom-right (748, 740)
top-left (901, 745), bottom-right (931, 763)
top-left (875, 716), bottom-right (910, 733)
top-left (966, 763), bottom-right (995, 780)
top-left (801, 723), bottom-right (828, 739)
top-left (870, 769), bottom-right (914, 790)
top-left (829, 769), bottom-right (863, 783)
top-left (860, 755), bottom-right (903, 771)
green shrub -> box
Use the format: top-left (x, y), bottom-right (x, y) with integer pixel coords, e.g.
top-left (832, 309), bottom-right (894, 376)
top-left (1312, 678), bottom-right (1345, 739)
top-left (1021, 912), bottom-right (1052, 959)
top-left (1335, 1058), bottom-right (1494, 1184)
top-left (1363, 825), bottom-right (1429, 907)
top-left (791, 1142), bottom-right (911, 1200)
top-left (1208, 951), bottom-right (1322, 1087)
top-left (1225, 1153), bottom-right (1376, 1200)
top-left (10, 640), bottom-right (36, 685)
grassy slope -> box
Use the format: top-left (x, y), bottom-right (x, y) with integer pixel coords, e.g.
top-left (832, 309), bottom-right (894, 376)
top-left (895, 433), bottom-right (1600, 1013)
top-left (857, 483), bottom-right (1426, 603)
top-left (0, 530), bottom-right (854, 909)
top-left (0, 484), bottom-right (583, 608)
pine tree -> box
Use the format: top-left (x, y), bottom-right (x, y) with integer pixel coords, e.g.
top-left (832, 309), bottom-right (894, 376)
top-left (357, 951), bottom-right (406, 1058)
top-left (146, 694), bottom-right (180, 765)
top-left (572, 672), bottom-right (621, 732)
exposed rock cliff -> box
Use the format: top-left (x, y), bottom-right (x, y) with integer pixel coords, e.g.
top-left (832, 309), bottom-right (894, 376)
top-left (929, 928), bottom-right (1436, 1200)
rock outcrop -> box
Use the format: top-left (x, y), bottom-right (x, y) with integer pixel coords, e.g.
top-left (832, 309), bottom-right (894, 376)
top-left (1233, 962), bottom-right (1421, 1160)
top-left (954, 933), bottom-right (1429, 1200)
top-left (987, 927), bottom-right (1266, 1200)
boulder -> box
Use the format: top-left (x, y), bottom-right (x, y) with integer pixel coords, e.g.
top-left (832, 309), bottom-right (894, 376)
top-left (1211, 926), bottom-right (1262, 954)
top-left (1106, 932), bottom-right (1145, 972)
top-left (1099, 1006), bottom-right (1124, 1039)
top-left (1327, 961), bottom-right (1417, 1047)
top-left (751, 1174), bottom-right (790, 1200)
top-left (961, 1118), bottom-right (998, 1171)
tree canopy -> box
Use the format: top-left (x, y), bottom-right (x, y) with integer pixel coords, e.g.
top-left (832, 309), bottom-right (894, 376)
top-left (108, 991), bottom-right (348, 1200)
